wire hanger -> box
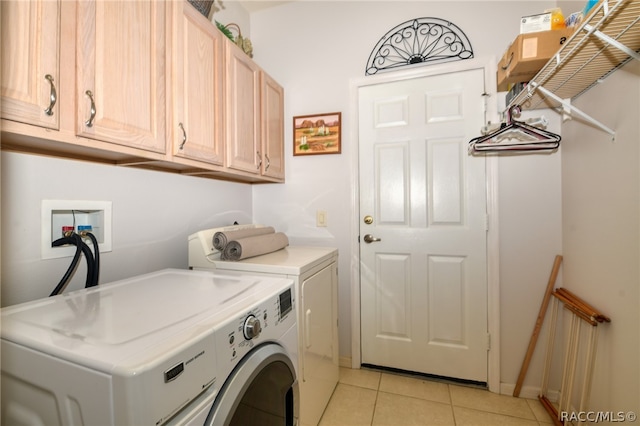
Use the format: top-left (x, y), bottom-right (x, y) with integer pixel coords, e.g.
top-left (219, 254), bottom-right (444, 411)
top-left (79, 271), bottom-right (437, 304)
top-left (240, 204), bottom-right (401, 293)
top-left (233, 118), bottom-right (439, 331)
top-left (468, 105), bottom-right (561, 154)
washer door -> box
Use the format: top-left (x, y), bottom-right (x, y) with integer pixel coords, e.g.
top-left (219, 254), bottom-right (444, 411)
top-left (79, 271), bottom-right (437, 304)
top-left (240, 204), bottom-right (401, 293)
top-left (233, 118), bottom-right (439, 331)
top-left (206, 343), bottom-right (298, 426)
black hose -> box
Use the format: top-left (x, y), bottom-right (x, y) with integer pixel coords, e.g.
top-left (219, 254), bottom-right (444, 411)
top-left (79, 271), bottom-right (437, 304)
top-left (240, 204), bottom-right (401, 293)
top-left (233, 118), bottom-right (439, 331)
top-left (84, 232), bottom-right (100, 287)
top-left (78, 239), bottom-right (96, 288)
top-left (50, 233), bottom-right (97, 295)
top-left (50, 235), bottom-right (83, 296)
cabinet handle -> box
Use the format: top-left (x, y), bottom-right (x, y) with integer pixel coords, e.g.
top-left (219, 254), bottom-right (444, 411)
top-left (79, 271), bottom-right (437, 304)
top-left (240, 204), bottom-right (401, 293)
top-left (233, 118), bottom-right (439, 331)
top-left (265, 154), bottom-right (271, 171)
top-left (256, 151), bottom-right (262, 170)
top-left (44, 74), bottom-right (57, 116)
top-left (84, 90), bottom-right (96, 127)
top-left (178, 123), bottom-right (187, 149)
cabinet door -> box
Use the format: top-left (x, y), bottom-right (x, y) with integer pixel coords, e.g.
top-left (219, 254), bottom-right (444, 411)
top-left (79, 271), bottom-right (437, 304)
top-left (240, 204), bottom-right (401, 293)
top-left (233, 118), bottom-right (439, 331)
top-left (1, 0), bottom-right (60, 129)
top-left (225, 41), bottom-right (261, 174)
top-left (76, 1), bottom-right (166, 154)
top-left (171, 1), bottom-right (224, 166)
top-left (261, 72), bottom-right (285, 180)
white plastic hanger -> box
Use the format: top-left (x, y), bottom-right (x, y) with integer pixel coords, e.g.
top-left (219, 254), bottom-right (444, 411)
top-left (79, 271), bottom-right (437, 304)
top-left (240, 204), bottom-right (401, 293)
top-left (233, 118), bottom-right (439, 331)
top-left (469, 105), bottom-right (561, 154)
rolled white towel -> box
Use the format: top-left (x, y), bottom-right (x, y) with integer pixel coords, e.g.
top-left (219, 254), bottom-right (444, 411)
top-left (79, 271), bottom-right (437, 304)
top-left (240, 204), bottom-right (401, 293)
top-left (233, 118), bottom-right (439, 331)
top-left (213, 226), bottom-right (275, 251)
top-left (222, 232), bottom-right (289, 261)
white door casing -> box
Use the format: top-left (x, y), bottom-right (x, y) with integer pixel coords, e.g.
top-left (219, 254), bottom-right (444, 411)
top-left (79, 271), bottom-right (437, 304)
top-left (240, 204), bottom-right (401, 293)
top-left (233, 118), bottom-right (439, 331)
top-left (358, 68), bottom-right (488, 382)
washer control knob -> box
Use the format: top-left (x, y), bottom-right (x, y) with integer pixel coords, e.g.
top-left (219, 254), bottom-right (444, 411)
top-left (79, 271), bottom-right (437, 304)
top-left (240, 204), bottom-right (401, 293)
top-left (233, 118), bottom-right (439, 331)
top-left (243, 315), bottom-right (262, 340)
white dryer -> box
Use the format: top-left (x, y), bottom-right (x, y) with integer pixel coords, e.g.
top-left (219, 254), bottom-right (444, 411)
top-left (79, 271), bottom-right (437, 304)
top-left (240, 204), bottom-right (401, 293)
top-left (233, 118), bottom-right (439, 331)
top-left (189, 227), bottom-right (339, 426)
top-left (1, 269), bottom-right (299, 426)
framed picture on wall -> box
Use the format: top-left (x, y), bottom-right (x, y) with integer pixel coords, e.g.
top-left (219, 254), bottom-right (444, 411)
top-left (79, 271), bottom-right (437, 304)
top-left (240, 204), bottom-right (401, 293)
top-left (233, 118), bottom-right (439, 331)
top-left (293, 112), bottom-right (341, 156)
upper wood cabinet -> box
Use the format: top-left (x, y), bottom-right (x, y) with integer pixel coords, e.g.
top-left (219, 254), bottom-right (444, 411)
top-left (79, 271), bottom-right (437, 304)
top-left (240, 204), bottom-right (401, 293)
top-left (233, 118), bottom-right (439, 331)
top-left (225, 40), bottom-right (285, 182)
top-left (225, 39), bottom-right (262, 175)
top-left (170, 1), bottom-right (224, 167)
top-left (1, 0), bottom-right (60, 130)
top-left (1, 0), bottom-right (285, 184)
top-left (75, 1), bottom-right (167, 154)
top-left (261, 72), bottom-right (285, 180)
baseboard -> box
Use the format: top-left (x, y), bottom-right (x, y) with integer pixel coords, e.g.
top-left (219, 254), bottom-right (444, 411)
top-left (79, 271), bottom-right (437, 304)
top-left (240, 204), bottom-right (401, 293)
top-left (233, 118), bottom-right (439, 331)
top-left (500, 382), bottom-right (559, 402)
top-left (339, 356), bottom-right (352, 368)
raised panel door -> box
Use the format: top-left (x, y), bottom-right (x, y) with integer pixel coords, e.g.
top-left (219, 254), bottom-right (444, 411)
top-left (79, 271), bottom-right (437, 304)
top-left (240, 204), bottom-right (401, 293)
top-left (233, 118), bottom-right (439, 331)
top-left (261, 72), bottom-right (285, 180)
top-left (359, 69), bottom-right (488, 382)
top-left (1, 0), bottom-right (60, 129)
top-left (171, 1), bottom-right (224, 166)
top-left (76, 1), bottom-right (166, 154)
top-left (225, 40), bottom-right (261, 174)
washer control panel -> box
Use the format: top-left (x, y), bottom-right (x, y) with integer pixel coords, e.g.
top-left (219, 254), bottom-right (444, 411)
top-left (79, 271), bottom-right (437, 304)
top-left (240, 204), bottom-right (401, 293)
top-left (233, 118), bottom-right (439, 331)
top-left (215, 284), bottom-right (295, 380)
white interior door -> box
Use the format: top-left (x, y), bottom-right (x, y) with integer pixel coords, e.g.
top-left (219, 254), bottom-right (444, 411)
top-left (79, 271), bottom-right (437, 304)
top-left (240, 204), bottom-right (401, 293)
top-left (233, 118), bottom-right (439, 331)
top-left (359, 69), bottom-right (488, 382)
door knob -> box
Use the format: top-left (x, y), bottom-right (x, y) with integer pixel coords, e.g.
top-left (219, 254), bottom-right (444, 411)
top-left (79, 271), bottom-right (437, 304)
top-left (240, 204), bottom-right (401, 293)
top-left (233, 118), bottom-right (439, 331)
top-left (363, 234), bottom-right (381, 244)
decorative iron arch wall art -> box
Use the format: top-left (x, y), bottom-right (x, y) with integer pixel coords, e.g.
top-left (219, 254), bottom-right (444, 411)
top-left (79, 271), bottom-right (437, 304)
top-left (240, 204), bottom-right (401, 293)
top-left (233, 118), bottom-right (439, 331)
top-left (365, 17), bottom-right (474, 75)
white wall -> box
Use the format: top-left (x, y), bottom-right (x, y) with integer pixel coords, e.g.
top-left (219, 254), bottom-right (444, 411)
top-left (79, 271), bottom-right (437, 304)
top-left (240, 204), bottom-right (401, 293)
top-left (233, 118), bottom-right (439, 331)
top-left (0, 152), bottom-right (253, 306)
top-left (497, 110), bottom-right (564, 395)
top-left (248, 0), bottom-right (564, 392)
top-left (561, 60), bottom-right (640, 415)
top-left (209, 0), bottom-right (251, 39)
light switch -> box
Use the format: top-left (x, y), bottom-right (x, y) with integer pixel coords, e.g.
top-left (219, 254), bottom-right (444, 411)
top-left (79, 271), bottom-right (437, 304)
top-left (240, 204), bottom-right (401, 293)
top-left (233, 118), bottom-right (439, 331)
top-left (316, 210), bottom-right (327, 227)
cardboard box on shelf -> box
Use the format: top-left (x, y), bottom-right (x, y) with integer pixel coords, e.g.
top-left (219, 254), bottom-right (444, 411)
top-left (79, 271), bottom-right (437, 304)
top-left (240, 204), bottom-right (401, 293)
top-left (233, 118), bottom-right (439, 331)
top-left (496, 28), bottom-right (574, 92)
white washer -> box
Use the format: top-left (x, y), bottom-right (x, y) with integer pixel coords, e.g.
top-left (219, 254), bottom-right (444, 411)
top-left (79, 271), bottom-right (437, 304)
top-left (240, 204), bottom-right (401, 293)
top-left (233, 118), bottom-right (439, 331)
top-left (1, 269), bottom-right (299, 426)
top-left (189, 226), bottom-right (339, 426)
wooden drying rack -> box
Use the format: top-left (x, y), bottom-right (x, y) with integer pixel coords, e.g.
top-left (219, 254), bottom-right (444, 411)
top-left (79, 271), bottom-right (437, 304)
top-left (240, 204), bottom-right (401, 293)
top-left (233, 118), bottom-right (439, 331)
top-left (539, 286), bottom-right (610, 425)
top-left (513, 255), bottom-right (611, 425)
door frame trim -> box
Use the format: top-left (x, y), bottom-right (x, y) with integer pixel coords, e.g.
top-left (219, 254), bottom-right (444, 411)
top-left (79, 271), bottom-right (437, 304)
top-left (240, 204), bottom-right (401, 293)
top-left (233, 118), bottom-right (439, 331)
top-left (348, 57), bottom-right (501, 392)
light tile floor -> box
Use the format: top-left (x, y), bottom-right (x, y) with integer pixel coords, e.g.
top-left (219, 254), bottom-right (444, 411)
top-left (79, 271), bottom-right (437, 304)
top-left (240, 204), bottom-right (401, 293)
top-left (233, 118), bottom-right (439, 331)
top-left (319, 368), bottom-right (554, 426)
